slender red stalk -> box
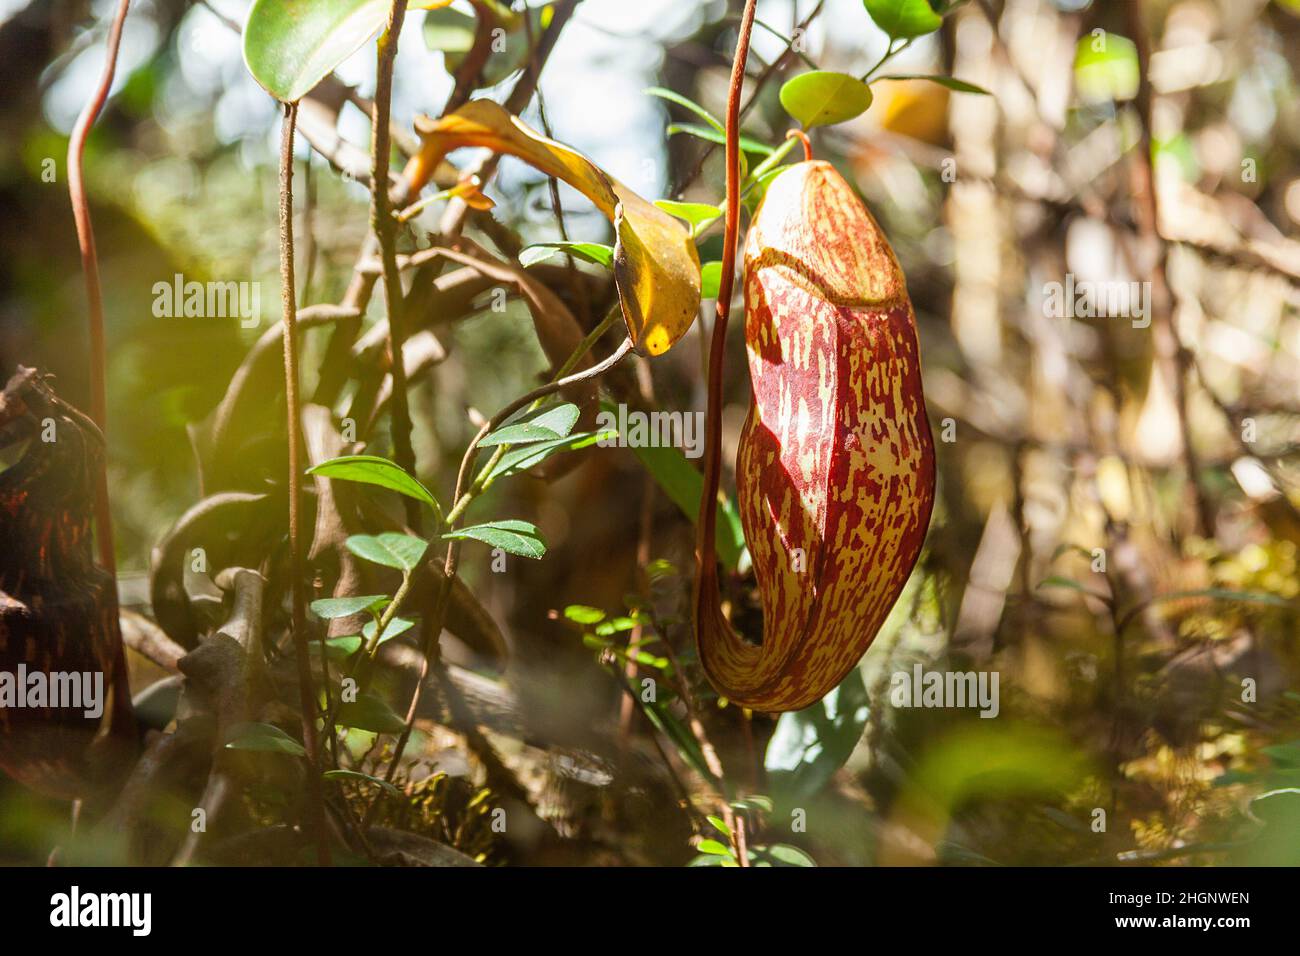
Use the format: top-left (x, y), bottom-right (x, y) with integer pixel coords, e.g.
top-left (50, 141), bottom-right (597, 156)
top-left (696, 0), bottom-right (757, 618)
top-left (786, 128), bottom-right (813, 162)
top-left (693, 0), bottom-right (758, 869)
top-left (67, 0), bottom-right (130, 580)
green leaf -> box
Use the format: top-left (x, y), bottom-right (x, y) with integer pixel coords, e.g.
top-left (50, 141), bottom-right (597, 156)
top-left (731, 795), bottom-right (774, 813)
top-left (337, 692), bottom-right (408, 734)
top-left (863, 0), bottom-right (943, 41)
top-left (644, 86), bottom-right (724, 133)
top-left (595, 616), bottom-right (637, 636)
top-left (564, 605), bottom-right (606, 625)
top-left (1261, 741), bottom-right (1300, 768)
top-left (877, 74), bottom-right (990, 95)
top-left (700, 261), bottom-right (723, 300)
top-left (444, 519), bottom-right (546, 559)
top-left (765, 667), bottom-right (870, 800)
top-left (646, 558), bottom-right (678, 582)
top-left (323, 769), bottom-right (404, 797)
top-left (307, 455), bottom-right (442, 519)
top-left (666, 123), bottom-right (774, 155)
top-left (748, 843), bottom-right (817, 867)
top-left (224, 722), bottom-right (306, 757)
top-left (244, 0), bottom-right (453, 104)
top-left (322, 634), bottom-right (365, 659)
top-left (654, 200), bottom-right (723, 234)
top-left (780, 71), bottom-right (875, 128)
top-left (1073, 31), bottom-right (1139, 103)
top-left (480, 431), bottom-right (613, 483)
top-left (363, 615), bottom-right (416, 643)
top-left (519, 241), bottom-right (615, 269)
top-left (707, 815), bottom-right (732, 838)
top-left (696, 838), bottom-right (733, 857)
top-left (309, 594), bottom-right (388, 619)
top-left (345, 533), bottom-right (429, 571)
top-left (421, 4), bottom-right (478, 56)
top-left (479, 402), bottom-right (580, 447)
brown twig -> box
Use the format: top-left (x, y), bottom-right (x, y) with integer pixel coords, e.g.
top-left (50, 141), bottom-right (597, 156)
top-left (371, 0), bottom-right (420, 533)
top-left (690, 0), bottom-right (759, 868)
top-left (444, 1), bottom-right (498, 116)
top-left (67, 0), bottom-right (129, 582)
top-left (278, 101), bottom-right (330, 866)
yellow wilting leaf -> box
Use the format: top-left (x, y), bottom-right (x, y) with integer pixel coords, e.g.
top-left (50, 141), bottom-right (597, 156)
top-left (695, 161), bottom-right (936, 712)
top-left (405, 99), bottom-right (701, 356)
top-left (449, 175), bottom-right (495, 211)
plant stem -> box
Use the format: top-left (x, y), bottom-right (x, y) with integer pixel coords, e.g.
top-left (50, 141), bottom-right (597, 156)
top-left (453, 304), bottom-right (623, 515)
top-left (694, 0), bottom-right (759, 869)
top-left (67, 0), bottom-right (130, 583)
top-left (67, 0), bottom-right (137, 748)
top-left (742, 133), bottom-right (802, 190)
top-left (279, 100), bottom-right (330, 867)
top-left (862, 38), bottom-right (910, 82)
top-left (316, 568), bottom-right (417, 761)
top-left (371, 0), bottom-right (420, 534)
top-left (364, 572), bottom-right (415, 659)
top-left (362, 334), bottom-right (634, 824)
top-left (697, 0), bottom-right (756, 613)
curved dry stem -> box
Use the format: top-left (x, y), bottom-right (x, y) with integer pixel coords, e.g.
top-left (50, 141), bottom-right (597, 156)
top-left (67, 0), bottom-right (130, 580)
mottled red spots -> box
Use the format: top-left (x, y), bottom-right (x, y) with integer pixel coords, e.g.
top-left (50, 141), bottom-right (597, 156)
top-left (696, 161), bottom-right (936, 712)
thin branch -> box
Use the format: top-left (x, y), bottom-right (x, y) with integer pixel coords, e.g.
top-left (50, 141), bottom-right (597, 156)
top-left (673, 0), bottom-right (824, 197)
top-left (67, 0), bottom-right (130, 581)
top-left (363, 334), bottom-right (635, 826)
top-left (371, 0), bottom-right (420, 532)
top-left (279, 101), bottom-right (330, 866)
top-left (693, 0), bottom-right (758, 868)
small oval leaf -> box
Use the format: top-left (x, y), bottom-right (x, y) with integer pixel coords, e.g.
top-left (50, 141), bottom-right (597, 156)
top-left (519, 242), bottom-right (615, 270)
top-left (244, 1), bottom-right (454, 104)
top-left (780, 71), bottom-right (875, 129)
top-left (444, 519), bottom-right (546, 559)
top-left (337, 692), bottom-right (408, 734)
top-left (310, 594), bottom-right (389, 619)
top-left (224, 722), bottom-right (306, 757)
top-left (323, 769), bottom-right (405, 797)
top-left (345, 532), bottom-right (429, 571)
top-left (479, 402), bottom-right (581, 447)
top-left (655, 200), bottom-right (723, 234)
top-left (863, 0), bottom-right (943, 41)
top-left (308, 455), bottom-right (442, 519)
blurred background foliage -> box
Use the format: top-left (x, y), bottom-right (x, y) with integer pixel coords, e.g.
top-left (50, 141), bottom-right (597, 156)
top-left (3, 0), bottom-right (1300, 866)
